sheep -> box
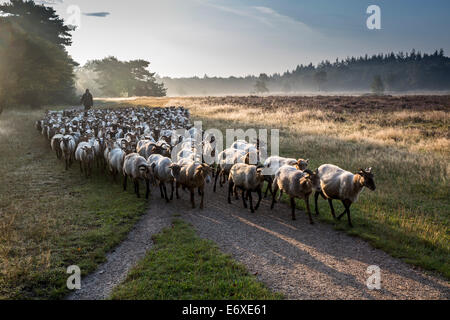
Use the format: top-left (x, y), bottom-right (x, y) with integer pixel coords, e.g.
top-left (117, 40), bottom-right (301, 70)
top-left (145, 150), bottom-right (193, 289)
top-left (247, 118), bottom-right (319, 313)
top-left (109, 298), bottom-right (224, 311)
top-left (213, 148), bottom-right (247, 192)
top-left (263, 156), bottom-right (309, 198)
top-left (108, 147), bottom-right (126, 182)
top-left (59, 135), bottom-right (76, 170)
top-left (51, 134), bottom-right (64, 160)
top-left (151, 156), bottom-right (175, 202)
top-left (75, 143), bottom-right (95, 178)
top-left (170, 161), bottom-right (212, 209)
top-left (314, 165), bottom-right (376, 227)
top-left (228, 163), bottom-right (265, 213)
top-left (123, 153), bottom-right (154, 199)
top-left (271, 166), bottom-right (320, 224)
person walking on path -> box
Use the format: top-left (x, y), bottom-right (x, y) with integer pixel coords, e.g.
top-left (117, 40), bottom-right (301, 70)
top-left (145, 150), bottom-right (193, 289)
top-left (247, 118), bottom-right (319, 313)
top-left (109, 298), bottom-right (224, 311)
top-left (80, 89), bottom-right (94, 112)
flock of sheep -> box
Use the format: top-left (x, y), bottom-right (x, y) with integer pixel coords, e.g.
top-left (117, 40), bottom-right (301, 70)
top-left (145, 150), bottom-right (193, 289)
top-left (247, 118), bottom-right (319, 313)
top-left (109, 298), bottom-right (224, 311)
top-left (35, 107), bottom-right (376, 227)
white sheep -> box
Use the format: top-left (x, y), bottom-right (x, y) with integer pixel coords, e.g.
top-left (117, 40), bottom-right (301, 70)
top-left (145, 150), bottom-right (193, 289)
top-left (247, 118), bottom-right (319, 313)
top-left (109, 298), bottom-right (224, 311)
top-left (123, 153), bottom-right (154, 199)
top-left (213, 148), bottom-right (247, 192)
top-left (271, 166), bottom-right (320, 224)
top-left (228, 163), bottom-right (265, 213)
top-left (314, 164), bottom-right (376, 227)
top-left (108, 147), bottom-right (126, 182)
top-left (75, 143), bottom-right (95, 178)
top-left (263, 156), bottom-right (309, 198)
top-left (59, 135), bottom-right (76, 170)
top-left (151, 156), bottom-right (175, 202)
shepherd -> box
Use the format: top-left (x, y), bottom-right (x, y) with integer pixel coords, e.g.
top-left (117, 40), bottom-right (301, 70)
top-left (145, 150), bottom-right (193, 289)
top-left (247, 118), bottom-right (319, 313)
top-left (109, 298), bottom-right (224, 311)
top-left (80, 89), bottom-right (94, 112)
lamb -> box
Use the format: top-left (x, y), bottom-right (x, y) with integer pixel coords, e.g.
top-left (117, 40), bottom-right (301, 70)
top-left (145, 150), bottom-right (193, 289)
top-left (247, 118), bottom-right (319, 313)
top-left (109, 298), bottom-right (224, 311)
top-left (228, 163), bottom-right (265, 213)
top-left (151, 156), bottom-right (175, 202)
top-left (314, 165), bottom-right (376, 227)
top-left (75, 143), bottom-right (95, 178)
top-left (263, 156), bottom-right (309, 198)
top-left (271, 166), bottom-right (320, 224)
top-left (123, 153), bottom-right (154, 199)
top-left (170, 161), bottom-right (212, 209)
top-left (59, 135), bottom-right (76, 170)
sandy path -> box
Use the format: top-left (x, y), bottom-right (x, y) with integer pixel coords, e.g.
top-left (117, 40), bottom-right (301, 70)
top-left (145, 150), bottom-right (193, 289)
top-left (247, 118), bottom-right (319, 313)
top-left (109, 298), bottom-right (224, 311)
top-left (169, 185), bottom-right (450, 300)
top-left (66, 201), bottom-right (172, 300)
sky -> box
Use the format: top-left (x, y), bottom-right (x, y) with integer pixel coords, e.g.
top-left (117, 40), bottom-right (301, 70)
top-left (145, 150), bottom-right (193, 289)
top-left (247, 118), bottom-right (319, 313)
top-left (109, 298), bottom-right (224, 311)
top-left (9, 0), bottom-right (450, 77)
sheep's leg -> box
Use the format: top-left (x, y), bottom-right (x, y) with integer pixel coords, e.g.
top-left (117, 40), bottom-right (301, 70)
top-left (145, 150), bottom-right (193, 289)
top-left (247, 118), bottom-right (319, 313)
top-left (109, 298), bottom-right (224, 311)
top-left (135, 180), bottom-right (141, 198)
top-left (241, 189), bottom-right (247, 208)
top-left (278, 190), bottom-right (284, 201)
top-left (213, 170), bottom-right (220, 192)
top-left (163, 183), bottom-right (169, 203)
top-left (264, 177), bottom-right (272, 198)
top-left (290, 197), bottom-right (296, 221)
top-left (337, 200), bottom-right (347, 220)
top-left (170, 182), bottom-right (174, 200)
top-left (199, 187), bottom-right (204, 209)
top-left (234, 185), bottom-right (239, 200)
top-left (176, 182), bottom-right (180, 199)
top-left (198, 187), bottom-right (202, 196)
top-left (190, 188), bottom-right (195, 208)
top-left (123, 174), bottom-right (128, 191)
top-left (305, 196), bottom-right (314, 224)
top-left (339, 200), bottom-right (353, 227)
top-left (328, 199), bottom-right (337, 219)
top-left (270, 184), bottom-right (279, 210)
top-left (79, 161), bottom-right (83, 174)
top-left (248, 191), bottom-right (254, 213)
top-left (253, 189), bottom-right (261, 211)
top-left (145, 180), bottom-right (150, 200)
top-left (159, 182), bottom-right (164, 199)
top-left (227, 180), bottom-right (234, 204)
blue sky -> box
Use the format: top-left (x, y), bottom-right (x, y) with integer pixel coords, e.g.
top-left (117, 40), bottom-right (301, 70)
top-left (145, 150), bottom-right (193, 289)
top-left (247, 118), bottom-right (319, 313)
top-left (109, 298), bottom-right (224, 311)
top-left (17, 0), bottom-right (450, 77)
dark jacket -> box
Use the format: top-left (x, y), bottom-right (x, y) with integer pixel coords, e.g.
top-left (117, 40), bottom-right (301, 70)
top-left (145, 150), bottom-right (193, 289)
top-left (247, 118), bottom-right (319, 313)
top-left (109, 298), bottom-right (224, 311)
top-left (81, 92), bottom-right (94, 109)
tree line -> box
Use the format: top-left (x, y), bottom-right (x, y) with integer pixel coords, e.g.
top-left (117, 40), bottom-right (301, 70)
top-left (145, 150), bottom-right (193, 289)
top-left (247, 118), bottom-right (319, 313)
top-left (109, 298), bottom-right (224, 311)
top-left (160, 49), bottom-right (450, 95)
top-left (0, 0), bottom-right (166, 109)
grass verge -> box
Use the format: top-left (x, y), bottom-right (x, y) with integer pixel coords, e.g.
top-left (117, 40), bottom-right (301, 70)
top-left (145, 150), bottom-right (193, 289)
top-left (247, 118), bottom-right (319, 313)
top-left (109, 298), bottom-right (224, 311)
top-left (0, 107), bottom-right (147, 299)
top-left (110, 219), bottom-right (281, 300)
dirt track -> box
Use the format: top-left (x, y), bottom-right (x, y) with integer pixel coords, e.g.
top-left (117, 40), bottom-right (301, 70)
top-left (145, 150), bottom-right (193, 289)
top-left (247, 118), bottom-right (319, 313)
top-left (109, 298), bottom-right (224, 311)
top-left (174, 185), bottom-right (449, 300)
top-left (67, 184), bottom-right (449, 300)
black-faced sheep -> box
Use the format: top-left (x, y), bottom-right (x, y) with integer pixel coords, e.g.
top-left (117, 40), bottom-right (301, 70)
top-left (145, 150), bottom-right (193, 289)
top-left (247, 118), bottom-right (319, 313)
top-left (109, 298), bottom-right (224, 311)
top-left (228, 163), bottom-right (265, 213)
top-left (170, 161), bottom-right (212, 209)
top-left (271, 166), bottom-right (320, 224)
top-left (314, 164), bottom-right (376, 227)
top-left (123, 153), bottom-right (154, 199)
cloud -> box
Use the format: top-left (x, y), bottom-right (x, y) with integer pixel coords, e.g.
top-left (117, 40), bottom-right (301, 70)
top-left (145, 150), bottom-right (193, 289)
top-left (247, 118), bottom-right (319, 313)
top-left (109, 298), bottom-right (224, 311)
top-left (199, 1), bottom-right (313, 31)
top-left (83, 12), bottom-right (110, 18)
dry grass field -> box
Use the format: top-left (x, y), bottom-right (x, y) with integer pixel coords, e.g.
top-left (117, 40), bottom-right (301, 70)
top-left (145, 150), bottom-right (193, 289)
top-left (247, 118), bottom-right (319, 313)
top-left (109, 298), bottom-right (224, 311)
top-left (109, 95), bottom-right (449, 278)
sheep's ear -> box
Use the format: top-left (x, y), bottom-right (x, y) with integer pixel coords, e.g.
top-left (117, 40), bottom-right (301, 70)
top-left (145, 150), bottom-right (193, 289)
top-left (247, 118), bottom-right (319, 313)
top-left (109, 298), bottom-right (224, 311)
top-left (367, 167), bottom-right (373, 173)
top-left (305, 159), bottom-right (310, 164)
top-left (256, 168), bottom-right (263, 174)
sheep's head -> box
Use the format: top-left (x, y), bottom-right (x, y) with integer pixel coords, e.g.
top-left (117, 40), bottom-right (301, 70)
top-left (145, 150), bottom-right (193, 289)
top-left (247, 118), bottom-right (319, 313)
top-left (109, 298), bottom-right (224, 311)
top-left (255, 167), bottom-right (266, 185)
top-left (138, 164), bottom-right (153, 180)
top-left (296, 159), bottom-right (309, 171)
top-left (169, 164), bottom-right (182, 178)
top-left (302, 169), bottom-right (320, 190)
top-left (83, 146), bottom-right (94, 158)
top-left (195, 164), bottom-right (212, 184)
top-left (358, 168), bottom-right (376, 191)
